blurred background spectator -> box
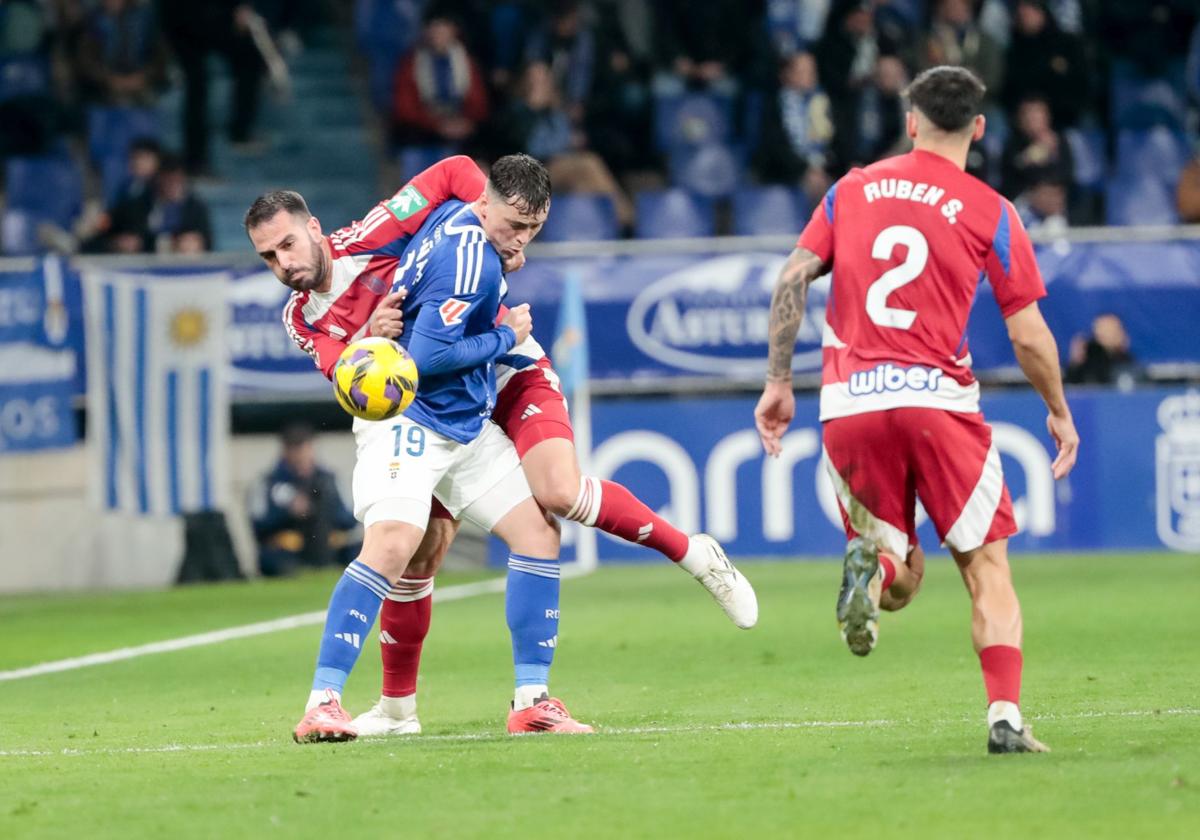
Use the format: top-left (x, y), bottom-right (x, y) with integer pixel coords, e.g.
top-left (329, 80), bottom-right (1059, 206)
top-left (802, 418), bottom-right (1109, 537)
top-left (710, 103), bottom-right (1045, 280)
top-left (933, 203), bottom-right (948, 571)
top-left (753, 51), bottom-right (834, 198)
top-left (390, 12), bottom-right (489, 152)
top-left (74, 0), bottom-right (168, 109)
top-left (250, 424), bottom-right (359, 578)
top-left (920, 0), bottom-right (1004, 100)
top-left (1001, 96), bottom-right (1073, 223)
top-left (159, 1), bottom-right (266, 175)
top-left (1002, 0), bottom-right (1089, 127)
top-left (1066, 313), bottom-right (1146, 391)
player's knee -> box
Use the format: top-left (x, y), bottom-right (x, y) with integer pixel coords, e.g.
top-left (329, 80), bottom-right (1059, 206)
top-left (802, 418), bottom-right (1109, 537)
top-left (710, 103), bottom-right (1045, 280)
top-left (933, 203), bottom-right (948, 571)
top-left (532, 475), bottom-right (580, 518)
top-left (360, 521), bottom-right (420, 581)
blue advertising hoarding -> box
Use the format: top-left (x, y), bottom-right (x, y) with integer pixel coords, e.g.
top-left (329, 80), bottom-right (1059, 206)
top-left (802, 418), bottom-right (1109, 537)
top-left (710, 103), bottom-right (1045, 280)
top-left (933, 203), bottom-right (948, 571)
top-left (0, 260), bottom-right (77, 453)
top-left (519, 387), bottom-right (1197, 563)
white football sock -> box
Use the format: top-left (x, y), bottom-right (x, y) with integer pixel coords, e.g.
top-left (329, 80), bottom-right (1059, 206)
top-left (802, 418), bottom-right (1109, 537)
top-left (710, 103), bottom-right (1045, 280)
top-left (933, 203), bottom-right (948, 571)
top-left (306, 688), bottom-right (340, 712)
top-left (987, 700), bottom-right (1023, 731)
top-left (380, 693), bottom-right (417, 720)
top-left (514, 684), bottom-right (549, 710)
top-left (678, 536), bottom-right (709, 577)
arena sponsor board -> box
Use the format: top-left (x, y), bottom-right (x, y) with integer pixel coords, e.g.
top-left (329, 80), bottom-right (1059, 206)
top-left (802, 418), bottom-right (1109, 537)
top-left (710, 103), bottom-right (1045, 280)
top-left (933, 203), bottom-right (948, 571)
top-left (494, 387), bottom-right (1198, 564)
top-left (0, 263), bottom-right (77, 453)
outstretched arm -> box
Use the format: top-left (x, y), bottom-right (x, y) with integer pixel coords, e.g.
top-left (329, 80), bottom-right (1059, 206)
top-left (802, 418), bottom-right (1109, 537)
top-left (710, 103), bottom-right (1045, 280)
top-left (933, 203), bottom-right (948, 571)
top-left (755, 247), bottom-right (828, 456)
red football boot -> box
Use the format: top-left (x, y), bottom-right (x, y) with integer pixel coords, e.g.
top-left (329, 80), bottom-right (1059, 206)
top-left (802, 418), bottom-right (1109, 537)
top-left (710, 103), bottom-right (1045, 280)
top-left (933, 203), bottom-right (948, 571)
top-left (507, 694), bottom-right (594, 734)
top-left (293, 693), bottom-right (358, 744)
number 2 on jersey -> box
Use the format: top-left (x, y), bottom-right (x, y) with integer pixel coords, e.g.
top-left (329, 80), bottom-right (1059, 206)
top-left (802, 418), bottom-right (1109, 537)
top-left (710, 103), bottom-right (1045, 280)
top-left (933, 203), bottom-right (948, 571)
top-left (865, 225), bottom-right (928, 330)
top-left (392, 423), bottom-right (426, 457)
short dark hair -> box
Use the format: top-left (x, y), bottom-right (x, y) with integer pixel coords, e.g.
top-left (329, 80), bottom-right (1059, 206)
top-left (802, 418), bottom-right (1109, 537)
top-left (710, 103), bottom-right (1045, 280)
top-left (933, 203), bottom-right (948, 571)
top-left (904, 65), bottom-right (986, 133)
top-left (281, 422), bottom-right (315, 449)
top-left (244, 190), bottom-right (311, 232)
top-left (487, 154), bottom-right (552, 216)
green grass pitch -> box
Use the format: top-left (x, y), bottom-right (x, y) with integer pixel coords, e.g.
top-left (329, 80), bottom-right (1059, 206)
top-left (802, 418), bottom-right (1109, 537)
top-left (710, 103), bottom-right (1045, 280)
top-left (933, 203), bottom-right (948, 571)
top-left (1, 554), bottom-right (1198, 838)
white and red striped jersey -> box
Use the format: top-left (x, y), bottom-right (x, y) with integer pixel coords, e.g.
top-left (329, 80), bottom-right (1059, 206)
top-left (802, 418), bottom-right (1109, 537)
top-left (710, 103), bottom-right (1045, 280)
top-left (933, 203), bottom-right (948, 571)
top-left (282, 156), bottom-right (487, 378)
top-left (797, 150), bottom-right (1046, 421)
top-left (493, 303), bottom-right (549, 391)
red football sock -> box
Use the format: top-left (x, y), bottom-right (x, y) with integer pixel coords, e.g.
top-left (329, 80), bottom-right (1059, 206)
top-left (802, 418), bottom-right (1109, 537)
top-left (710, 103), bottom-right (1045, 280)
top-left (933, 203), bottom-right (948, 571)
top-left (565, 477), bottom-right (690, 562)
top-left (978, 645), bottom-right (1023, 705)
top-left (878, 553), bottom-right (897, 590)
top-left (379, 577), bottom-right (433, 698)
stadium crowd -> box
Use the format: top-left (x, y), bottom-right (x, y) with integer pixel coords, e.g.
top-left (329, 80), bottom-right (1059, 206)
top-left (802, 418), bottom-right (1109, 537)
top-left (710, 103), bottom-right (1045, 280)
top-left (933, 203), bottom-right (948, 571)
top-left (0, 0), bottom-right (1197, 255)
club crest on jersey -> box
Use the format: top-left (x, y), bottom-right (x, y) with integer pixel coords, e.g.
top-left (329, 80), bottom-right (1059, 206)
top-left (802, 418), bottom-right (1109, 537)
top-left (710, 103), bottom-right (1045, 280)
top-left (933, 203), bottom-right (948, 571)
top-left (385, 185), bottom-right (429, 221)
top-left (439, 298), bottom-right (470, 326)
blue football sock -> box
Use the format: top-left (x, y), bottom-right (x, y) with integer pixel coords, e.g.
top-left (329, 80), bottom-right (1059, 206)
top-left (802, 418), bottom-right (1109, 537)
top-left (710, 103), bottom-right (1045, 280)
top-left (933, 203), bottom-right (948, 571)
top-left (505, 554), bottom-right (561, 688)
top-left (312, 560), bottom-right (390, 693)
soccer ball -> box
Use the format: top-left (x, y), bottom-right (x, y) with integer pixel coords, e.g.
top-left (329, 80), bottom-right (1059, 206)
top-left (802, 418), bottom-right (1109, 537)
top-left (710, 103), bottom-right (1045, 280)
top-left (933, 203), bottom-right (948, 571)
top-left (332, 337), bottom-right (418, 421)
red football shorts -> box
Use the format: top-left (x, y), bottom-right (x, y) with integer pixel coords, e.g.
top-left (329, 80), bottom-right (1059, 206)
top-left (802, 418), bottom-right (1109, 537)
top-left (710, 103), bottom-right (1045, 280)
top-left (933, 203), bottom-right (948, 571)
top-left (491, 360), bottom-right (574, 458)
top-left (822, 408), bottom-right (1017, 557)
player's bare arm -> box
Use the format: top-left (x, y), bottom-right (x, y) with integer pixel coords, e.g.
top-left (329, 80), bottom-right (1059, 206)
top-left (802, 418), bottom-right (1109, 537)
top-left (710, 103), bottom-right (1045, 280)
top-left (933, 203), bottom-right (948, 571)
top-left (1004, 301), bottom-right (1079, 479)
top-left (755, 246), bottom-right (827, 456)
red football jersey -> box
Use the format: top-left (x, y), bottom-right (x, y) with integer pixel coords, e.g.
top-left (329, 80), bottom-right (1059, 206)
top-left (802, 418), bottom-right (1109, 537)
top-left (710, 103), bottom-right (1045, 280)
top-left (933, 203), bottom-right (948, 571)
top-left (797, 149), bottom-right (1046, 421)
top-left (283, 156), bottom-right (487, 378)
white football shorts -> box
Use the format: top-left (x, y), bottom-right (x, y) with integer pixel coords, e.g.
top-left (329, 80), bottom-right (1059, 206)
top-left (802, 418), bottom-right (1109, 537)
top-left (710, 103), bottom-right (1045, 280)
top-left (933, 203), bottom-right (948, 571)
top-left (352, 417), bottom-right (531, 532)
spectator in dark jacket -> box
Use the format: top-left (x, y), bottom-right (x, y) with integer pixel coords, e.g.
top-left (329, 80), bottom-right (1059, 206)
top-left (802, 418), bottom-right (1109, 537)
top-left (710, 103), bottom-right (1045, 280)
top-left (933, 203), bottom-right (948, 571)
top-left (523, 0), bottom-right (596, 125)
top-left (251, 424), bottom-right (358, 577)
top-left (754, 51), bottom-right (834, 191)
top-left (75, 0), bottom-right (169, 107)
top-left (1066, 313), bottom-right (1145, 390)
top-left (1001, 96), bottom-right (1074, 201)
top-left (1003, 0), bottom-right (1090, 127)
top-left (107, 153), bottom-right (213, 253)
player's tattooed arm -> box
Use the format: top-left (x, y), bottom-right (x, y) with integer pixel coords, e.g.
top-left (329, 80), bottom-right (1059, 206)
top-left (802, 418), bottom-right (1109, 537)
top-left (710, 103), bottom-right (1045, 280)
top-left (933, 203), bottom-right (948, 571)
top-left (765, 247), bottom-right (826, 382)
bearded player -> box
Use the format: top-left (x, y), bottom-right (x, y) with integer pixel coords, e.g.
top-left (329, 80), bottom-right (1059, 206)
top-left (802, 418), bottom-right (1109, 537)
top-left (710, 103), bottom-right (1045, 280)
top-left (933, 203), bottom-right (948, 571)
top-left (261, 155), bottom-right (756, 735)
top-left (754, 66), bottom-right (1079, 754)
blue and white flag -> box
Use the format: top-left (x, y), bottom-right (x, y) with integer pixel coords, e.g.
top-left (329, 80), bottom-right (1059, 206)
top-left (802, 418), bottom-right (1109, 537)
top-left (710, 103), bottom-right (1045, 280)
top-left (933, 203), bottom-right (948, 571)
top-left (551, 269), bottom-right (589, 400)
top-left (84, 269), bottom-right (230, 515)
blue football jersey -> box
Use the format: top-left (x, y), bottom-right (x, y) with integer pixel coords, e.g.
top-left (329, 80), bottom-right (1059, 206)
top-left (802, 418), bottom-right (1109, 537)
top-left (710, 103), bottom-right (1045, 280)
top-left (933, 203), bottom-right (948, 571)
top-left (389, 201), bottom-right (512, 443)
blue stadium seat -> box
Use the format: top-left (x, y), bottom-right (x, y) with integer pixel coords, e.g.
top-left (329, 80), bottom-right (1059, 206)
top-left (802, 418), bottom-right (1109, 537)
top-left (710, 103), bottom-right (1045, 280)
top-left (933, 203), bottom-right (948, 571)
top-left (2, 154), bottom-right (83, 254)
top-left (731, 186), bottom-right (808, 236)
top-left (396, 145), bottom-right (457, 181)
top-left (538, 193), bottom-right (618, 242)
top-left (1064, 128), bottom-right (1107, 190)
top-left (4, 155), bottom-right (83, 228)
top-left (1104, 176), bottom-right (1178, 226)
top-left (667, 142), bottom-right (743, 198)
top-left (86, 106), bottom-right (160, 164)
top-left (634, 189), bottom-right (714, 239)
top-left (654, 92), bottom-right (734, 151)
top-left (1114, 127), bottom-right (1189, 188)
top-left (1111, 58), bottom-right (1187, 130)
top-left (0, 56), bottom-right (49, 102)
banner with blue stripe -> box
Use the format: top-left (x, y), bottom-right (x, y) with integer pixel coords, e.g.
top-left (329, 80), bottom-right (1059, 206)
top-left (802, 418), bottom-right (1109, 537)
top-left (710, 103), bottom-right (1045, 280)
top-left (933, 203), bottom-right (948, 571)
top-left (83, 269), bottom-right (230, 515)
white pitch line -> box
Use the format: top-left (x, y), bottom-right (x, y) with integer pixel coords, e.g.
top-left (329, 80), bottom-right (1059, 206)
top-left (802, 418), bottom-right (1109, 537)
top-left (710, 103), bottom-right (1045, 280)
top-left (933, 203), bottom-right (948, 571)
top-left (1, 709), bottom-right (1196, 758)
top-left (0, 576), bottom-right (507, 683)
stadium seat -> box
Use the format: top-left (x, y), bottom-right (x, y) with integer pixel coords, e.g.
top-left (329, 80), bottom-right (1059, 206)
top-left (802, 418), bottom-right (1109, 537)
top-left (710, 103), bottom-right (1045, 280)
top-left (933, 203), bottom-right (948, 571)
top-left (731, 186), bottom-right (809, 236)
top-left (654, 92), bottom-right (734, 151)
top-left (86, 106), bottom-right (160, 165)
top-left (1114, 127), bottom-right (1189, 189)
top-left (0, 56), bottom-right (49, 102)
top-left (1111, 58), bottom-right (1188, 130)
top-left (397, 145), bottom-right (457, 181)
top-left (1064, 127), bottom-right (1107, 190)
top-left (633, 189), bottom-right (715, 239)
top-left (1104, 176), bottom-right (1178, 226)
top-left (667, 142), bottom-right (743, 198)
top-left (538, 193), bottom-right (618, 242)
top-left (4, 154), bottom-right (83, 229)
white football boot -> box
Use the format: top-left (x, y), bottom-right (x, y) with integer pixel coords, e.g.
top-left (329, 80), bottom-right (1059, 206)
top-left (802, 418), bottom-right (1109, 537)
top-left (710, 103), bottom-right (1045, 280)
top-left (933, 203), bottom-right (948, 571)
top-left (351, 696), bottom-right (422, 737)
top-left (680, 534), bottom-right (758, 628)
